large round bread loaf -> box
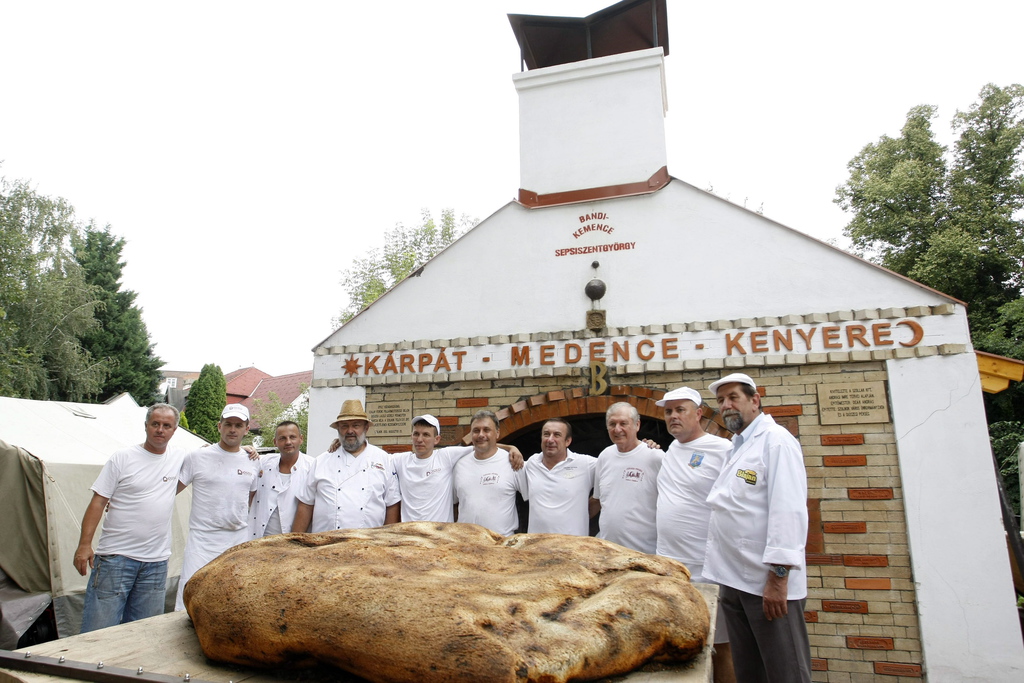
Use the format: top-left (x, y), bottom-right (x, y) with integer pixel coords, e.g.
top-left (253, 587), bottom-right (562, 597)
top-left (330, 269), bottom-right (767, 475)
top-left (184, 521), bottom-right (709, 683)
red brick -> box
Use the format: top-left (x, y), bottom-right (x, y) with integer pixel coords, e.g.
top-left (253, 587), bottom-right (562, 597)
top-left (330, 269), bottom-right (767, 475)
top-left (806, 553), bottom-right (843, 566)
top-left (848, 488), bottom-right (893, 500)
top-left (547, 390), bottom-right (566, 402)
top-left (847, 636), bottom-right (893, 650)
top-left (381, 444), bottom-right (411, 454)
top-left (843, 555), bottom-right (889, 567)
top-left (806, 498), bottom-right (824, 553)
top-left (823, 455), bottom-right (867, 467)
top-left (570, 387), bottom-right (586, 398)
top-left (775, 415), bottom-right (800, 437)
top-left (456, 397), bottom-right (490, 408)
top-left (528, 394), bottom-right (548, 407)
top-left (634, 386), bottom-right (653, 398)
top-left (873, 662), bottom-right (922, 677)
top-left (845, 577), bottom-right (891, 590)
top-left (822, 600), bottom-right (869, 614)
top-left (611, 385), bottom-right (630, 396)
top-left (438, 416), bottom-right (460, 426)
top-left (804, 610), bottom-right (818, 622)
top-left (763, 404), bottom-right (803, 417)
top-left (810, 659), bottom-right (828, 672)
top-left (821, 433), bottom-right (865, 446)
top-left (823, 522), bottom-right (867, 534)
top-left (510, 400), bottom-right (529, 414)
top-left (757, 386), bottom-right (767, 396)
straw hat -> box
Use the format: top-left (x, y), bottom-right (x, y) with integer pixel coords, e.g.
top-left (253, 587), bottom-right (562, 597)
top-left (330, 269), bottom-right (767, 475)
top-left (329, 399), bottom-right (372, 429)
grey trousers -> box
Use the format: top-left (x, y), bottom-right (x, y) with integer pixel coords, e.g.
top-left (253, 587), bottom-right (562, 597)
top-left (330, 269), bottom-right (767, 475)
top-left (719, 584), bottom-right (812, 683)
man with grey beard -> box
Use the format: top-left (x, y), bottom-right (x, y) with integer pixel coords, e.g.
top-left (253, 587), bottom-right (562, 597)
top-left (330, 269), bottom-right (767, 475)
top-left (703, 373), bottom-right (811, 682)
top-left (292, 399), bottom-right (400, 532)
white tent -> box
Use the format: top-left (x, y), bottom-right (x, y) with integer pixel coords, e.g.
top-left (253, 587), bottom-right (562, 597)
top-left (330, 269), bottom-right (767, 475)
top-left (0, 394), bottom-right (206, 644)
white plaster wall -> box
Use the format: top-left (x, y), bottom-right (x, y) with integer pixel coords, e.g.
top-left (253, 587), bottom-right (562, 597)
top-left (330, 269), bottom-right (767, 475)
top-left (307, 386), bottom-right (365, 456)
top-left (321, 181), bottom-right (954, 349)
top-left (887, 353), bottom-right (1024, 680)
top-left (515, 47), bottom-right (667, 195)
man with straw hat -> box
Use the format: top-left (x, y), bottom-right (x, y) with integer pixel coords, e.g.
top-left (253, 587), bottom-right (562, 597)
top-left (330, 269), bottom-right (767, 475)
top-left (292, 399), bottom-right (400, 532)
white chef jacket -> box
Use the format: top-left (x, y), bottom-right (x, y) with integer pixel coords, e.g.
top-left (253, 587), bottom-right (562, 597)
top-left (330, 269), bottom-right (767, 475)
top-left (296, 443), bottom-right (400, 532)
top-left (702, 413), bottom-right (808, 599)
top-left (249, 451), bottom-right (315, 537)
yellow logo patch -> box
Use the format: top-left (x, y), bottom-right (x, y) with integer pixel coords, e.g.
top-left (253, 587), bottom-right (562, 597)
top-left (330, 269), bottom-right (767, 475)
top-left (736, 469), bottom-right (758, 485)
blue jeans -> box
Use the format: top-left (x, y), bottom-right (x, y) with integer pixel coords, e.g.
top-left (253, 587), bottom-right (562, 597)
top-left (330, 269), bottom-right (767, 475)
top-left (80, 555), bottom-right (168, 633)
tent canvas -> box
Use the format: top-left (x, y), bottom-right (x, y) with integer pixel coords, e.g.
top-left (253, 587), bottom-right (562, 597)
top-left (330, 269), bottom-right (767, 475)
top-left (0, 394), bottom-right (207, 644)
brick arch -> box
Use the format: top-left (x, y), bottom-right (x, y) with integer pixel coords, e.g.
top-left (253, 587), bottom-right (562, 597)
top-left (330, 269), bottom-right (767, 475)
top-left (475, 385), bottom-right (733, 442)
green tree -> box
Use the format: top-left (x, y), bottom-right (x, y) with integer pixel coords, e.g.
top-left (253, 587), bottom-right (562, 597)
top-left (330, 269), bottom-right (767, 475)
top-left (334, 208), bottom-right (476, 324)
top-left (184, 364), bottom-right (226, 442)
top-left (836, 84), bottom-right (1024, 332)
top-left (73, 224), bottom-right (163, 404)
top-left (0, 176), bottom-right (105, 400)
top-left (835, 83), bottom-right (1024, 511)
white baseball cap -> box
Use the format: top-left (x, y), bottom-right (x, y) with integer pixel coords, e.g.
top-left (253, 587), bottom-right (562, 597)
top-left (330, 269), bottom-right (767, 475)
top-left (655, 386), bottom-right (704, 407)
top-left (411, 414), bottom-right (441, 433)
top-left (708, 372), bottom-right (758, 395)
top-left (221, 403), bottom-right (250, 421)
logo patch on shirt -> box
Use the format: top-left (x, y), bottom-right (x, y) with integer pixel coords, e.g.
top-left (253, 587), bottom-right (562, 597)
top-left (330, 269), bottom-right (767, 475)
top-left (426, 468), bottom-right (442, 477)
top-left (621, 467), bottom-right (645, 483)
top-left (371, 462), bottom-right (386, 471)
top-left (258, 469), bottom-right (265, 478)
top-left (688, 452), bottom-right (705, 468)
top-left (162, 476), bottom-right (170, 482)
top-left (736, 469), bottom-right (758, 485)
top-left (480, 473), bottom-right (500, 486)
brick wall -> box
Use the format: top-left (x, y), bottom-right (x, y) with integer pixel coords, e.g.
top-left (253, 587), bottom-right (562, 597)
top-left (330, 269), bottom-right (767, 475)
top-left (363, 360), bottom-right (923, 681)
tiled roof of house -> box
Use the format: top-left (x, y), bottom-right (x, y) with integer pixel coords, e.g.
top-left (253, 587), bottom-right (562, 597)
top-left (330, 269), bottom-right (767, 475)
top-left (225, 367), bottom-right (273, 400)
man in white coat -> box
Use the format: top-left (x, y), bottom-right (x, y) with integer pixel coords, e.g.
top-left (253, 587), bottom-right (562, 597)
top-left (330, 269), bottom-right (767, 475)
top-left (654, 386), bottom-right (735, 683)
top-left (703, 372), bottom-right (811, 682)
top-left (249, 421), bottom-right (314, 537)
top-left (175, 403), bottom-right (259, 611)
top-left (292, 400), bottom-right (400, 533)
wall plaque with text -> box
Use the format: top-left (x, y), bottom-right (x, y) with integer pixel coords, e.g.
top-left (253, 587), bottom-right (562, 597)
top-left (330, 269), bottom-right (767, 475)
top-left (368, 400), bottom-right (412, 438)
top-left (817, 381), bottom-right (889, 425)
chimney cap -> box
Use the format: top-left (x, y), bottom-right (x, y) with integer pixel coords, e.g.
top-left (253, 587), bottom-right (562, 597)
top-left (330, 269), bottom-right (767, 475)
top-left (508, 0), bottom-right (668, 71)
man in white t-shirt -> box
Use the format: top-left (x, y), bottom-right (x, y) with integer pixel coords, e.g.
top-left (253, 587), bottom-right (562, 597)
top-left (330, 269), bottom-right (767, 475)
top-left (452, 410), bottom-right (527, 536)
top-left (74, 404), bottom-right (184, 632)
top-left (292, 400), bottom-right (400, 533)
top-left (522, 418), bottom-right (597, 536)
top-left (174, 403), bottom-right (258, 611)
top-left (592, 401), bottom-right (664, 553)
top-left (655, 386), bottom-right (735, 683)
top-left (249, 420), bottom-right (315, 537)
top-left (392, 414), bottom-right (524, 523)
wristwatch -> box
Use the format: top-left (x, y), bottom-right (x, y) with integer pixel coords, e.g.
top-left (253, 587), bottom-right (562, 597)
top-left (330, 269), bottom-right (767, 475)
top-left (770, 564), bottom-right (790, 578)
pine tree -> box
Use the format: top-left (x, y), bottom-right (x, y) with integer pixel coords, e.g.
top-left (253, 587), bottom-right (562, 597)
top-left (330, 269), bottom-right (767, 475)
top-left (184, 364), bottom-right (226, 442)
top-left (73, 225), bottom-right (163, 404)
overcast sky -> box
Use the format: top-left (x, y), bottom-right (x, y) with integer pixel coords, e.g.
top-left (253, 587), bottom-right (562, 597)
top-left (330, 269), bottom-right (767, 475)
top-left (1, 1), bottom-right (1021, 377)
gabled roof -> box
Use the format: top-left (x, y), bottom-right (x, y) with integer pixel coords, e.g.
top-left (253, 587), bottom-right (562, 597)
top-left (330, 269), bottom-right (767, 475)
top-left (242, 371), bottom-right (313, 412)
top-left (316, 178), bottom-right (960, 349)
top-left (225, 367), bottom-right (272, 400)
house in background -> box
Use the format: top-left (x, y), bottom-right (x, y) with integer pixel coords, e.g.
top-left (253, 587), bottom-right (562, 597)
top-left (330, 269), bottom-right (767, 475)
top-left (224, 367), bottom-right (272, 404)
top-left (239, 369), bottom-right (313, 432)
